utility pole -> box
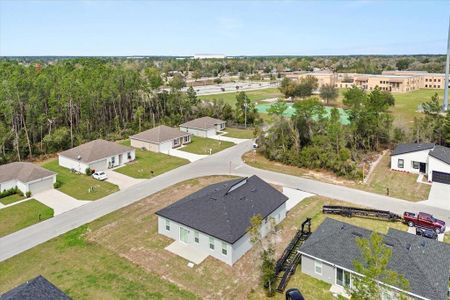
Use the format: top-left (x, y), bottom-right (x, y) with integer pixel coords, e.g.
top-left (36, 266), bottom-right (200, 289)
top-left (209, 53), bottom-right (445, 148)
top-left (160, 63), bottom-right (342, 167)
top-left (444, 16), bottom-right (450, 111)
top-left (244, 102), bottom-right (248, 128)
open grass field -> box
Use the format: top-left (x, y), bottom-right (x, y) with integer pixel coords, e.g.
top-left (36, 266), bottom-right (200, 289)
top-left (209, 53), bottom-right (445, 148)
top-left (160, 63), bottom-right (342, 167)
top-left (223, 127), bottom-right (255, 139)
top-left (180, 136), bottom-right (234, 154)
top-left (0, 199), bottom-right (53, 237)
top-left (243, 151), bottom-right (430, 202)
top-left (115, 148), bottom-right (189, 179)
top-left (389, 89), bottom-right (443, 128)
top-left (43, 160), bottom-right (119, 200)
top-left (198, 87), bottom-right (282, 105)
top-left (0, 194), bottom-right (25, 205)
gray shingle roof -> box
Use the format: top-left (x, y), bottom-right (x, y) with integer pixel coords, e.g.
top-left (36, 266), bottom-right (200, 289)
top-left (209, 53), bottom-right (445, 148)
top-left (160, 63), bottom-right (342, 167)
top-left (58, 139), bottom-right (133, 164)
top-left (0, 162), bottom-right (55, 184)
top-left (180, 116), bottom-right (225, 130)
top-left (130, 125), bottom-right (191, 144)
top-left (300, 218), bottom-right (450, 300)
top-left (391, 143), bottom-right (435, 156)
top-left (156, 175), bottom-right (288, 244)
top-left (0, 275), bottom-right (70, 300)
top-left (429, 145), bottom-right (450, 165)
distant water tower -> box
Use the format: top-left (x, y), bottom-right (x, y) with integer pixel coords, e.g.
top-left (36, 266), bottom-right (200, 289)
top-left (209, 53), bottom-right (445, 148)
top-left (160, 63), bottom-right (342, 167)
top-left (444, 17), bottom-right (450, 111)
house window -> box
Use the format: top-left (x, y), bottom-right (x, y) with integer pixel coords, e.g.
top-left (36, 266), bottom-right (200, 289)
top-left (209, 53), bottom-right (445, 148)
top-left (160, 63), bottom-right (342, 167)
top-left (127, 152), bottom-right (132, 160)
top-left (194, 231), bottom-right (199, 243)
top-left (209, 237), bottom-right (215, 250)
top-left (412, 161), bottom-right (419, 169)
top-left (165, 219), bottom-right (170, 231)
top-left (111, 156), bottom-right (115, 164)
top-left (397, 159), bottom-right (404, 169)
top-left (314, 261), bottom-right (322, 275)
top-left (184, 136), bottom-right (190, 143)
top-left (336, 268), bottom-right (351, 287)
top-left (221, 242), bottom-right (228, 255)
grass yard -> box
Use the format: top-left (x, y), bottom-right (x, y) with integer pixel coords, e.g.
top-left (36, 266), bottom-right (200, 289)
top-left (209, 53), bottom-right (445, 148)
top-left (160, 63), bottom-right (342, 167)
top-left (180, 136), bottom-right (234, 155)
top-left (0, 199), bottom-right (53, 237)
top-left (115, 149), bottom-right (189, 179)
top-left (0, 193), bottom-right (26, 205)
top-left (198, 87), bottom-right (282, 106)
top-left (363, 152), bottom-right (431, 201)
top-left (42, 160), bottom-right (119, 200)
top-left (223, 127), bottom-right (255, 139)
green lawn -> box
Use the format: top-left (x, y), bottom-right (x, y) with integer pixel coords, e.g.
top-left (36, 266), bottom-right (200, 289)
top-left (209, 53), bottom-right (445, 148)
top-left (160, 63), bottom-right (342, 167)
top-left (115, 149), bottom-right (189, 179)
top-left (0, 199), bottom-right (53, 237)
top-left (0, 194), bottom-right (25, 205)
top-left (223, 127), bottom-right (255, 139)
top-left (179, 136), bottom-right (234, 155)
top-left (42, 160), bottom-right (119, 200)
top-left (390, 89), bottom-right (443, 128)
top-left (198, 87), bottom-right (282, 106)
top-left (0, 225), bottom-right (198, 300)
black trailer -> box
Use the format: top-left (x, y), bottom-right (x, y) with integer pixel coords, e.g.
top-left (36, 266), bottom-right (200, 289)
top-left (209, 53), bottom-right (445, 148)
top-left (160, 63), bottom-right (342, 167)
top-left (322, 205), bottom-right (402, 221)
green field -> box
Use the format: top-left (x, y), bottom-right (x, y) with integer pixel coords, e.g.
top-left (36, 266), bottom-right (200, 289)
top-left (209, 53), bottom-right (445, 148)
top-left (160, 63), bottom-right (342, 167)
top-left (0, 199), bottom-right (53, 237)
top-left (115, 148), bottom-right (189, 178)
top-left (43, 160), bottom-right (119, 200)
top-left (179, 136), bottom-right (234, 154)
top-left (223, 127), bottom-right (255, 139)
top-left (0, 194), bottom-right (26, 205)
top-left (198, 87), bottom-right (282, 105)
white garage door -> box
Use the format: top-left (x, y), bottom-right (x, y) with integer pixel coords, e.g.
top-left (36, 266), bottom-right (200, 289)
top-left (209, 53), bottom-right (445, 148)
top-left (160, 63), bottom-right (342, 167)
top-left (89, 159), bottom-right (108, 172)
top-left (28, 177), bottom-right (54, 194)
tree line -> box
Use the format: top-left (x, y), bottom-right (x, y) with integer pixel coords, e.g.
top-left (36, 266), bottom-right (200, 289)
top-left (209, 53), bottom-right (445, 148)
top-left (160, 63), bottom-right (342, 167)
top-left (0, 59), bottom-right (259, 164)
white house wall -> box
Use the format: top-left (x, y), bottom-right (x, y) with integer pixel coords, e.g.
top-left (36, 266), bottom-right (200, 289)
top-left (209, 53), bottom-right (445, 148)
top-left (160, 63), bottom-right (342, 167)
top-left (27, 175), bottom-right (55, 194)
top-left (215, 123), bottom-right (226, 131)
top-left (16, 180), bottom-right (28, 193)
top-left (180, 126), bottom-right (208, 137)
top-left (301, 255), bottom-right (335, 285)
top-left (0, 180), bottom-right (18, 192)
top-left (428, 156), bottom-right (450, 181)
top-left (60, 150), bottom-right (135, 172)
top-left (159, 141), bottom-right (173, 154)
top-left (130, 139), bottom-right (159, 152)
top-left (58, 155), bottom-right (89, 173)
top-left (390, 149), bottom-right (431, 173)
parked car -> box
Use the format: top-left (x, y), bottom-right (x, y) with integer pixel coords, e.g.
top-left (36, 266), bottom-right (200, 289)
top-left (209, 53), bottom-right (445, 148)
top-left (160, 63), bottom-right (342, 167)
top-left (416, 227), bottom-right (438, 240)
top-left (403, 212), bottom-right (446, 234)
top-left (92, 171), bottom-right (108, 181)
top-left (285, 288), bottom-right (305, 300)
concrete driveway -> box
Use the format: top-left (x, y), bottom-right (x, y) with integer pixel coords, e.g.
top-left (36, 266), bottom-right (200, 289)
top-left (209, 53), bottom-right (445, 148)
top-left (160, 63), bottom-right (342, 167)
top-left (34, 189), bottom-right (90, 215)
top-left (106, 170), bottom-right (144, 190)
top-left (283, 187), bottom-right (314, 211)
top-left (420, 182), bottom-right (450, 210)
top-left (168, 148), bottom-right (207, 162)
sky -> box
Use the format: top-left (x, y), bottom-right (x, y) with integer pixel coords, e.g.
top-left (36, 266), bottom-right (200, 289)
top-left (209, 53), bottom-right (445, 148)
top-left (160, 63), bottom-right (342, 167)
top-left (0, 0), bottom-right (449, 56)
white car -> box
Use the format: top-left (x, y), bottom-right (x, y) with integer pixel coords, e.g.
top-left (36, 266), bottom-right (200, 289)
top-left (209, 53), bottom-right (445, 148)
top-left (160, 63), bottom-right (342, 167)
top-left (92, 171), bottom-right (108, 181)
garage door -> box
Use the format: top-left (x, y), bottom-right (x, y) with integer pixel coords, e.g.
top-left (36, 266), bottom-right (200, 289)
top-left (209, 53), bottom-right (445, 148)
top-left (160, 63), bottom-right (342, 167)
top-left (28, 177), bottom-right (54, 194)
top-left (432, 171), bottom-right (450, 184)
top-left (89, 159), bottom-right (107, 172)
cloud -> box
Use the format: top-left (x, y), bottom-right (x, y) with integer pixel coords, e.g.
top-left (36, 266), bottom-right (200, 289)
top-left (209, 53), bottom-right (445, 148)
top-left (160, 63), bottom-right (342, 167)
top-left (217, 16), bottom-right (243, 38)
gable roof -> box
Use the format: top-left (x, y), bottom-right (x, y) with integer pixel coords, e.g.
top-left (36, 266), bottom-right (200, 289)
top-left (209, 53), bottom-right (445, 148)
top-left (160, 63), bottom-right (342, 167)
top-left (391, 143), bottom-right (435, 156)
top-left (0, 275), bottom-right (70, 300)
top-left (58, 139), bottom-right (133, 164)
top-left (180, 116), bottom-right (225, 130)
top-left (0, 162), bottom-right (55, 184)
top-left (300, 218), bottom-right (450, 300)
top-left (130, 125), bottom-right (191, 144)
top-left (156, 175), bottom-right (288, 244)
top-left (429, 145), bottom-right (450, 165)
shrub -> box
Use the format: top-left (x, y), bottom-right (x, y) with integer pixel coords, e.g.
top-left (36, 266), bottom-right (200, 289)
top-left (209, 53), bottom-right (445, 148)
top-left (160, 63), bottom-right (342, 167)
top-left (85, 167), bottom-right (93, 176)
top-left (25, 191), bottom-right (31, 198)
top-left (54, 181), bottom-right (62, 189)
top-left (0, 187), bottom-right (19, 199)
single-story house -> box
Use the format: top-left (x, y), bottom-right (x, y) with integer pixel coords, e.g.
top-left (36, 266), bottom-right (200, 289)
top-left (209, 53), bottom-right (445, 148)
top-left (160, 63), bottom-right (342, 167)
top-left (58, 139), bottom-right (135, 173)
top-left (299, 218), bottom-right (450, 300)
top-left (390, 143), bottom-right (450, 184)
top-left (0, 162), bottom-right (56, 195)
top-left (179, 116), bottom-right (226, 138)
top-left (156, 175), bottom-right (288, 265)
top-left (0, 275), bottom-right (71, 300)
top-left (130, 125), bottom-right (192, 153)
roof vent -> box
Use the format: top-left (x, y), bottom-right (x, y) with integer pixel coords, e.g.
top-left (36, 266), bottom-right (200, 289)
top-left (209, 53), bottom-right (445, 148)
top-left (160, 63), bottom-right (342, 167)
top-left (352, 231), bottom-right (363, 238)
top-left (406, 243), bottom-right (411, 251)
top-left (251, 188), bottom-right (257, 192)
top-left (420, 240), bottom-right (426, 248)
top-left (210, 197), bottom-right (217, 201)
top-left (384, 241), bottom-right (394, 248)
top-left (240, 196), bottom-right (246, 201)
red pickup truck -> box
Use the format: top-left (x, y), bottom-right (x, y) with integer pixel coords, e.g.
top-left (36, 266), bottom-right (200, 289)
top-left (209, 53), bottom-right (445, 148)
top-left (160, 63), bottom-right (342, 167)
top-left (403, 212), bottom-right (446, 234)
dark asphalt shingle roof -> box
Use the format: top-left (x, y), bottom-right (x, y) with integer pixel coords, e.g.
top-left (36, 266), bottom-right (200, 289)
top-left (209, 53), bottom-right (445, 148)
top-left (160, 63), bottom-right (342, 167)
top-left (0, 275), bottom-right (71, 300)
top-left (391, 143), bottom-right (435, 156)
top-left (300, 218), bottom-right (450, 300)
top-left (156, 175), bottom-right (288, 244)
top-left (429, 145), bottom-right (450, 165)
top-left (0, 162), bottom-right (55, 183)
top-left (130, 125), bottom-right (191, 144)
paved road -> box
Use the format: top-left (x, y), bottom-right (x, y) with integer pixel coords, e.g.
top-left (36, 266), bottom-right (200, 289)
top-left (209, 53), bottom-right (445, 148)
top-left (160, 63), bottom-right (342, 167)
top-left (1, 140), bottom-right (449, 262)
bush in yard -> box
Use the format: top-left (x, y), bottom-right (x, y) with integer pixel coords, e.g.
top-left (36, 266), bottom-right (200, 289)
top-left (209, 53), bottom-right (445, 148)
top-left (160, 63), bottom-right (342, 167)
top-left (54, 181), bottom-right (62, 189)
top-left (85, 167), bottom-right (93, 176)
top-left (0, 187), bottom-right (19, 199)
top-left (25, 191), bottom-right (31, 198)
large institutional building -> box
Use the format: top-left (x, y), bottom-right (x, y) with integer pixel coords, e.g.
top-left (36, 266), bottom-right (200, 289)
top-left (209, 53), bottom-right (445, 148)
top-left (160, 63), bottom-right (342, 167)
top-left (287, 70), bottom-right (447, 93)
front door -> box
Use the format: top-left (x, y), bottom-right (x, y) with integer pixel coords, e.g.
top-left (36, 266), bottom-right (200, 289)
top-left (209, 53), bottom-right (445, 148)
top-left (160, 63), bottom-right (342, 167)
top-left (419, 162), bottom-right (426, 173)
top-left (119, 154), bottom-right (123, 165)
top-left (180, 227), bottom-right (189, 243)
